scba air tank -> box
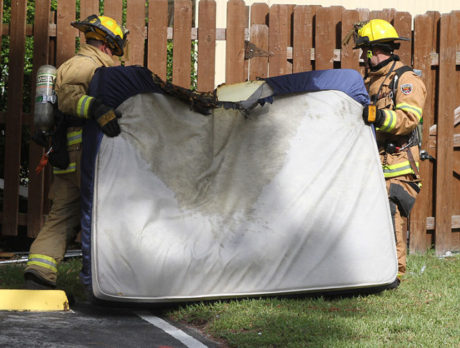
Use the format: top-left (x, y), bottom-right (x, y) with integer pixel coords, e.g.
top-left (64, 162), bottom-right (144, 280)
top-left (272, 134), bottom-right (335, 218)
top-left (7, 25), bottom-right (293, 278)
top-left (34, 65), bottom-right (57, 132)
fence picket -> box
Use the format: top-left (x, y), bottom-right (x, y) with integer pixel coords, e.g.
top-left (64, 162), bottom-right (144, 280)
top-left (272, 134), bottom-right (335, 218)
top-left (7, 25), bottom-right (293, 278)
top-left (292, 5), bottom-right (313, 73)
top-left (249, 3), bottom-right (269, 80)
top-left (147, 0), bottom-right (168, 80)
top-left (79, 0), bottom-right (100, 43)
top-left (454, 11), bottom-right (460, 250)
top-left (315, 6), bottom-right (343, 70)
top-left (226, 0), bottom-right (246, 84)
top-left (56, 1), bottom-right (76, 67)
top-left (410, 12), bottom-right (439, 252)
top-left (172, 0), bottom-right (192, 88)
top-left (251, 2), bottom-right (268, 25)
top-left (341, 9), bottom-right (360, 70)
top-left (126, 0), bottom-right (145, 66)
top-left (268, 5), bottom-right (288, 77)
top-left (197, 0), bottom-right (216, 92)
top-left (435, 12), bottom-right (457, 255)
top-left (2, 0), bottom-right (27, 236)
top-left (103, 0), bottom-right (123, 22)
top-left (394, 12), bottom-right (412, 65)
top-left (26, 0), bottom-right (52, 238)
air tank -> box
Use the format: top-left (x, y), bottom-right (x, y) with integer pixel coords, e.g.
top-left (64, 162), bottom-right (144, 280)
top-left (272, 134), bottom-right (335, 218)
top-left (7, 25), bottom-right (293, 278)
top-left (34, 65), bottom-right (57, 132)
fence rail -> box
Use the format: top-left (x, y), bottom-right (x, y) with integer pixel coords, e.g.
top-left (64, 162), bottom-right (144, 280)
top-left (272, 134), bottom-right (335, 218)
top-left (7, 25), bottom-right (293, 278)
top-left (0, 0), bottom-right (458, 255)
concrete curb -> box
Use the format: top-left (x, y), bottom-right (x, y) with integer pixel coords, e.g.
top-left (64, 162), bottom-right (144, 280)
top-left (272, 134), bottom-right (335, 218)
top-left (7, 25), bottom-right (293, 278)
top-left (0, 289), bottom-right (70, 311)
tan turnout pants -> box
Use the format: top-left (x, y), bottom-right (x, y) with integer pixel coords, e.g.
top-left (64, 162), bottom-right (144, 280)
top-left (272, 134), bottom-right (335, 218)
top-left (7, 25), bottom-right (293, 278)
top-left (25, 148), bottom-right (81, 285)
top-left (386, 175), bottom-right (419, 276)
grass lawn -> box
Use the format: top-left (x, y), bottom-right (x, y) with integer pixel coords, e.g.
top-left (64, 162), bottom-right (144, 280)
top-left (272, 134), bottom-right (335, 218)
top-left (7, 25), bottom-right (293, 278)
top-left (1, 251), bottom-right (459, 347)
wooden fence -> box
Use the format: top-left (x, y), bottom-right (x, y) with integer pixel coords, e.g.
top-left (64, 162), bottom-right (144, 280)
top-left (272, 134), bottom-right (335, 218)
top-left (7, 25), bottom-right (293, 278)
top-left (0, 0), bottom-right (458, 255)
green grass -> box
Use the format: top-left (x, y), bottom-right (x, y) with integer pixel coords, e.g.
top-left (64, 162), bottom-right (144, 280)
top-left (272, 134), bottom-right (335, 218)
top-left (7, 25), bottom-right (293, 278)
top-left (1, 252), bottom-right (459, 347)
top-left (166, 252), bottom-right (460, 348)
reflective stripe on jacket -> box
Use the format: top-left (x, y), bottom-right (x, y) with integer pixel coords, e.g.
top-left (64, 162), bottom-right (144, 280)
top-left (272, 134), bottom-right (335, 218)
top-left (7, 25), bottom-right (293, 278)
top-left (365, 58), bottom-right (427, 179)
top-left (53, 44), bottom-right (114, 174)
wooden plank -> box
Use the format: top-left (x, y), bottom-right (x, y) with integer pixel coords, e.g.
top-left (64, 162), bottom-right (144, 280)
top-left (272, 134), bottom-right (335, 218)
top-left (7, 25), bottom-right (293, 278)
top-left (103, 0), bottom-right (123, 65)
top-left (249, 24), bottom-right (268, 80)
top-left (410, 12), bottom-right (440, 253)
top-left (248, 3), bottom-right (268, 80)
top-left (356, 8), bottom-right (370, 76)
top-left (2, 0), bottom-right (27, 236)
top-left (79, 0), bottom-right (100, 42)
top-left (225, 0), bottom-right (246, 84)
top-left (453, 11), bottom-right (460, 248)
top-left (27, 0), bottom-right (51, 238)
top-left (103, 0), bottom-right (123, 22)
top-left (251, 2), bottom-right (268, 25)
top-left (292, 5), bottom-right (313, 73)
top-left (56, 0), bottom-right (76, 67)
top-left (369, 9), bottom-right (394, 22)
top-left (456, 12), bottom-right (460, 121)
top-left (268, 5), bottom-right (288, 77)
top-left (315, 6), bottom-right (343, 71)
top-left (426, 215), bottom-right (460, 230)
top-left (341, 9), bottom-right (360, 70)
top-left (197, 0), bottom-right (216, 92)
top-left (126, 0), bottom-right (145, 66)
top-left (0, 212), bottom-right (28, 226)
top-left (435, 12), bottom-right (457, 255)
top-left (358, 8), bottom-right (370, 21)
top-left (285, 4), bottom-right (295, 74)
top-left (0, 0), bottom-right (3, 50)
top-left (147, 0), bottom-right (168, 80)
top-left (393, 12), bottom-right (412, 67)
top-left (172, 0), bottom-right (192, 88)
top-left (244, 5), bottom-right (250, 81)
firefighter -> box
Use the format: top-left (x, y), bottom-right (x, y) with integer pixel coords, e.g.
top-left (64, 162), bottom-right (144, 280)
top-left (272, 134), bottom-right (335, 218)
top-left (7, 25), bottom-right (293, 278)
top-left (353, 19), bottom-right (427, 283)
top-left (24, 15), bottom-right (128, 289)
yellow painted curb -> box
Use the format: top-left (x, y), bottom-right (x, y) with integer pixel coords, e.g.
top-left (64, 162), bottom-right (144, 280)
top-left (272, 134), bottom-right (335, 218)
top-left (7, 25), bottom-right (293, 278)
top-left (0, 289), bottom-right (70, 311)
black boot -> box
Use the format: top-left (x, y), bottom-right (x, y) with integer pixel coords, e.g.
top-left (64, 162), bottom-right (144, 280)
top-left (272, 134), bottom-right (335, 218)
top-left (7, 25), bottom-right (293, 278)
top-left (24, 270), bottom-right (56, 290)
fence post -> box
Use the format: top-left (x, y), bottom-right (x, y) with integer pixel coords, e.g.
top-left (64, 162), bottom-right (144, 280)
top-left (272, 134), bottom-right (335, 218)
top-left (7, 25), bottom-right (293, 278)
top-left (435, 12), bottom-right (457, 255)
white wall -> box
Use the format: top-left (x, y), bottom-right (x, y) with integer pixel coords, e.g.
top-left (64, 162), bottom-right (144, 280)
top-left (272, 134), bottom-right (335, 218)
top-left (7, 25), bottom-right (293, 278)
top-left (198, 0), bottom-right (459, 87)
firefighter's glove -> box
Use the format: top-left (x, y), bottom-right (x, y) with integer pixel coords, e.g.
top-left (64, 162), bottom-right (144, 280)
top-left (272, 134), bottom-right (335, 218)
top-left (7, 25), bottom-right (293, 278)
top-left (90, 99), bottom-right (122, 137)
top-left (362, 105), bottom-right (384, 127)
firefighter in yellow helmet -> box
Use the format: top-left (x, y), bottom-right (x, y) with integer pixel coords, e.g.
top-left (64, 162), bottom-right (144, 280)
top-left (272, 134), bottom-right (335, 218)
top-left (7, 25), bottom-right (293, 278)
top-left (353, 19), bottom-right (427, 284)
top-left (24, 15), bottom-right (127, 289)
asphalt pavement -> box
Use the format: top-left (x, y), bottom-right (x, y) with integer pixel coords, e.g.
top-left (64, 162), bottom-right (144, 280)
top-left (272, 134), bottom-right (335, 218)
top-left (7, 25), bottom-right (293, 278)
top-left (0, 299), bottom-right (223, 348)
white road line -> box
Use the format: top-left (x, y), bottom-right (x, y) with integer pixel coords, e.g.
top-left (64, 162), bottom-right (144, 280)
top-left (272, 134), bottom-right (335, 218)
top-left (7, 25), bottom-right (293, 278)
top-left (136, 311), bottom-right (208, 348)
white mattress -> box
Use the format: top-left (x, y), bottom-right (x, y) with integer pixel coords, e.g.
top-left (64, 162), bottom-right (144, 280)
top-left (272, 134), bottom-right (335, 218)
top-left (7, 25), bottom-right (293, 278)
top-left (91, 89), bottom-right (397, 302)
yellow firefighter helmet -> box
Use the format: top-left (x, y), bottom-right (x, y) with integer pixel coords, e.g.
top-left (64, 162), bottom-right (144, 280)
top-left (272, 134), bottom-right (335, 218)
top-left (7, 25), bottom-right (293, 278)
top-left (353, 19), bottom-right (409, 49)
top-left (71, 15), bottom-right (128, 56)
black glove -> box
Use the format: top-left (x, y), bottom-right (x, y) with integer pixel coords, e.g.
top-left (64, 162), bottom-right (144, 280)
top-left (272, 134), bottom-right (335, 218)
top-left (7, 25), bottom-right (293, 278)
top-left (362, 105), bottom-right (384, 127)
top-left (90, 98), bottom-right (122, 137)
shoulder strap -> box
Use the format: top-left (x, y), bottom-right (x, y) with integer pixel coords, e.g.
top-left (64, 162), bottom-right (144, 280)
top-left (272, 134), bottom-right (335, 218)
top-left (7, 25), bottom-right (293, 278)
top-left (390, 66), bottom-right (413, 106)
